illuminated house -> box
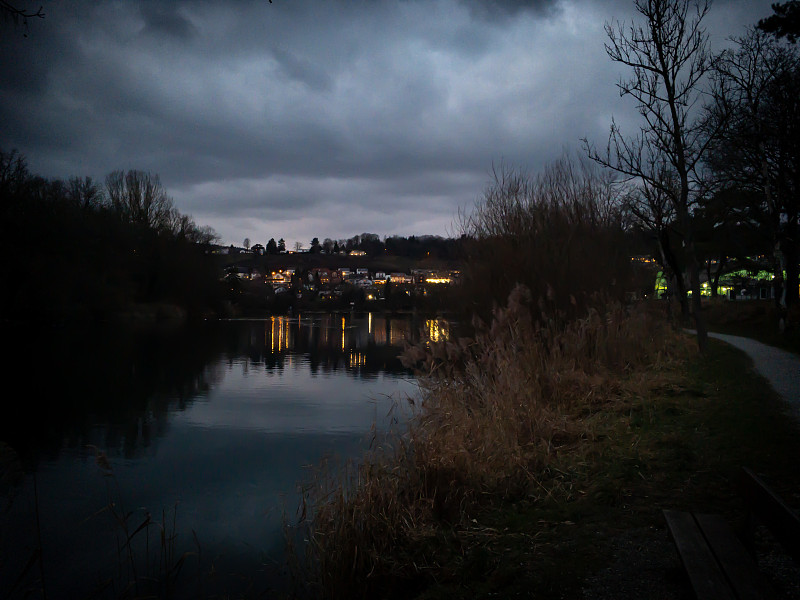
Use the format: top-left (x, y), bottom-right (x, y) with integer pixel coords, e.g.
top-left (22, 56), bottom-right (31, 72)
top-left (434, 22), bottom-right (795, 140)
top-left (233, 266), bottom-right (262, 280)
top-left (388, 273), bottom-right (413, 284)
top-left (266, 270), bottom-right (292, 287)
top-left (422, 270), bottom-right (453, 285)
top-left (311, 267), bottom-right (333, 285)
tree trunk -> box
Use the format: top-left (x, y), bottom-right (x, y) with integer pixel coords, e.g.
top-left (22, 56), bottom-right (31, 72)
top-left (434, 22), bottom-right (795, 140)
top-left (712, 256), bottom-right (727, 298)
top-left (686, 241), bottom-right (709, 353)
top-left (659, 230), bottom-right (689, 319)
top-left (677, 199), bottom-right (708, 353)
top-left (705, 260), bottom-right (717, 298)
top-left (783, 213), bottom-right (799, 310)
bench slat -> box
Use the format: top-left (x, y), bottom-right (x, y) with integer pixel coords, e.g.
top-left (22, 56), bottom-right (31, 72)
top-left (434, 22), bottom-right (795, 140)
top-left (739, 467), bottom-right (800, 561)
top-left (663, 509), bottom-right (737, 600)
top-left (695, 513), bottom-right (763, 600)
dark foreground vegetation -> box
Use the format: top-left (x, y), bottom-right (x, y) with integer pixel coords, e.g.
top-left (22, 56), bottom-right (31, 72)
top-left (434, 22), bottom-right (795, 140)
top-left (0, 150), bottom-right (224, 324)
top-left (0, 150), bottom-right (467, 324)
top-left (287, 300), bottom-right (800, 600)
top-left (704, 298), bottom-right (800, 355)
top-left (287, 2), bottom-right (800, 597)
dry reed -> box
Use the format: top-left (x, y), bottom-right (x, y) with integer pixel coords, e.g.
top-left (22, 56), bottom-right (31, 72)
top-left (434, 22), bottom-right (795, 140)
top-left (289, 289), bottom-right (688, 599)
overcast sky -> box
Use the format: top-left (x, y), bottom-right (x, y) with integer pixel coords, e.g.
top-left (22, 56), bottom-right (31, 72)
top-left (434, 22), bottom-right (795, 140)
top-left (1, 0), bottom-right (776, 248)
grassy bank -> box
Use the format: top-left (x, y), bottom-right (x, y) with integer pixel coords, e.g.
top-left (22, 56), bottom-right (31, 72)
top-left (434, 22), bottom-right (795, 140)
top-left (703, 298), bottom-right (800, 355)
top-left (290, 294), bottom-right (800, 599)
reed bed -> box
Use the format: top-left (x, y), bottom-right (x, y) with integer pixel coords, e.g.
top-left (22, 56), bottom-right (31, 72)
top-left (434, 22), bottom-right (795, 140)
top-left (288, 287), bottom-right (690, 599)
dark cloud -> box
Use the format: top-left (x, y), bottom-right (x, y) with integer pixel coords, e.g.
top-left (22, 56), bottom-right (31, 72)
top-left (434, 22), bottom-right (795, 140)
top-left (139, 4), bottom-right (198, 40)
top-left (458, 0), bottom-right (561, 20)
top-left (0, 0), bottom-right (777, 246)
top-left (270, 46), bottom-right (335, 92)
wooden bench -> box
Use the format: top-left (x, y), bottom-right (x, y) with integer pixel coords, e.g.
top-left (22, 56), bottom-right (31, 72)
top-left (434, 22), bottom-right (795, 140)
top-left (737, 467), bottom-right (800, 563)
top-left (663, 467), bottom-right (800, 600)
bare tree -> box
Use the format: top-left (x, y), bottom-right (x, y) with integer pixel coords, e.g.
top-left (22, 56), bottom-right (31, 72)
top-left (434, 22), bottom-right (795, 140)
top-left (67, 176), bottom-right (102, 210)
top-left (458, 153), bottom-right (632, 320)
top-left (0, 148), bottom-right (29, 197)
top-left (1, 1), bottom-right (44, 25)
top-left (621, 171), bottom-right (689, 315)
top-left (585, 0), bottom-right (715, 352)
top-left (105, 170), bottom-right (175, 232)
top-left (243, 237), bottom-right (251, 250)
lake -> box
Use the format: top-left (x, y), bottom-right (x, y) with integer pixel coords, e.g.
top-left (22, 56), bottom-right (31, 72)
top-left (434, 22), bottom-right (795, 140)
top-left (0, 312), bottom-right (451, 599)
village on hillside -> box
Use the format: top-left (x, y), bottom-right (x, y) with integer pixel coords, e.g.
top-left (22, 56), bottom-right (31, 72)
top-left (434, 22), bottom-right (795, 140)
top-left (215, 240), bottom-right (786, 316)
top-left (212, 243), bottom-right (463, 313)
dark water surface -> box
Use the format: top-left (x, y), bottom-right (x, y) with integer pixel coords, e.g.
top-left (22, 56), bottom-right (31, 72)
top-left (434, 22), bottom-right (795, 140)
top-left (0, 313), bottom-right (450, 599)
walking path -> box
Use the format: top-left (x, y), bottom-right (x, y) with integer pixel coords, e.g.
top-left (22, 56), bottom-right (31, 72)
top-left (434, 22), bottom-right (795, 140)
top-left (695, 331), bottom-right (800, 412)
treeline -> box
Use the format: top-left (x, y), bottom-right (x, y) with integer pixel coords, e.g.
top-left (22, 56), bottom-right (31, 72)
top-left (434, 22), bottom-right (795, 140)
top-left (0, 150), bottom-right (223, 324)
top-left (328, 233), bottom-right (463, 260)
top-left (588, 0), bottom-right (800, 348)
top-left (459, 1), bottom-right (799, 340)
top-left (249, 232), bottom-right (464, 260)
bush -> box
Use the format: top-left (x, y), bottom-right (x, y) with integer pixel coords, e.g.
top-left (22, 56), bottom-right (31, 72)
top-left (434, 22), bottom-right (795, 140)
top-left (456, 154), bottom-right (635, 322)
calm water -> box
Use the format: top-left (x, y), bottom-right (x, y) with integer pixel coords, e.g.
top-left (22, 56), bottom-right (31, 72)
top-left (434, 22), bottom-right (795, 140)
top-left (0, 313), bottom-right (451, 599)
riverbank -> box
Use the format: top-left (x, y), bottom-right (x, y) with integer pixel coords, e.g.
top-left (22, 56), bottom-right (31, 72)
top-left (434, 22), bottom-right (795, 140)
top-left (293, 299), bottom-right (800, 599)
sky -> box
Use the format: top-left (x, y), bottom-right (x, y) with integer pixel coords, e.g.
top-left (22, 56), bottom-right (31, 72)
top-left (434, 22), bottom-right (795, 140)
top-left (0, 0), bottom-right (778, 248)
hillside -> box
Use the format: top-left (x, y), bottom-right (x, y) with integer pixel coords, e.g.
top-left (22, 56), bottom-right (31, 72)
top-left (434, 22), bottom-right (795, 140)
top-left (214, 250), bottom-right (463, 275)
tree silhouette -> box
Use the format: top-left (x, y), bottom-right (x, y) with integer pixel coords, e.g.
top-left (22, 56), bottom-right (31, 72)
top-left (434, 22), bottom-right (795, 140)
top-left (758, 1), bottom-right (800, 43)
top-left (105, 170), bottom-right (175, 232)
top-left (586, 0), bottom-right (714, 352)
top-left (707, 28), bottom-right (800, 309)
top-left (1, 1), bottom-right (44, 23)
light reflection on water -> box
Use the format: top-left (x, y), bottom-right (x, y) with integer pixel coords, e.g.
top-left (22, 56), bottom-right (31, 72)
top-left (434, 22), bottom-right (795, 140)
top-left (0, 313), bottom-right (450, 599)
top-left (175, 357), bottom-right (413, 434)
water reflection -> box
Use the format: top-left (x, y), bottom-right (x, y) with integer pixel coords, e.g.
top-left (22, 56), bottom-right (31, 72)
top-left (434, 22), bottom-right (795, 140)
top-left (2, 313), bottom-right (447, 466)
top-left (236, 312), bottom-right (443, 376)
top-left (0, 312), bottom-right (451, 599)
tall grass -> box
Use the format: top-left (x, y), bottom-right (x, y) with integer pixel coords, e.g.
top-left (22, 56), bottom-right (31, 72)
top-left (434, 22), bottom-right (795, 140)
top-left (288, 154), bottom-right (683, 598)
top-left (88, 446), bottom-right (195, 600)
top-left (288, 289), bottom-right (688, 599)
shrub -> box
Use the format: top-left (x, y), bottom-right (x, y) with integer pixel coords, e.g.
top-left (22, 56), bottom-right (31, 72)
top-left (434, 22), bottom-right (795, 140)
top-left (456, 154), bottom-right (635, 322)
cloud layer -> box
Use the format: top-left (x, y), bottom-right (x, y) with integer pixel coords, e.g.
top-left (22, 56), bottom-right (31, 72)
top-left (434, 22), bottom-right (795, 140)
top-left (0, 0), bottom-right (775, 246)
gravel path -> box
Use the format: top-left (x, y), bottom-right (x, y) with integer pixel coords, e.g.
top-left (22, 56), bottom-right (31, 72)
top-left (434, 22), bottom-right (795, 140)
top-left (700, 331), bottom-right (800, 415)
